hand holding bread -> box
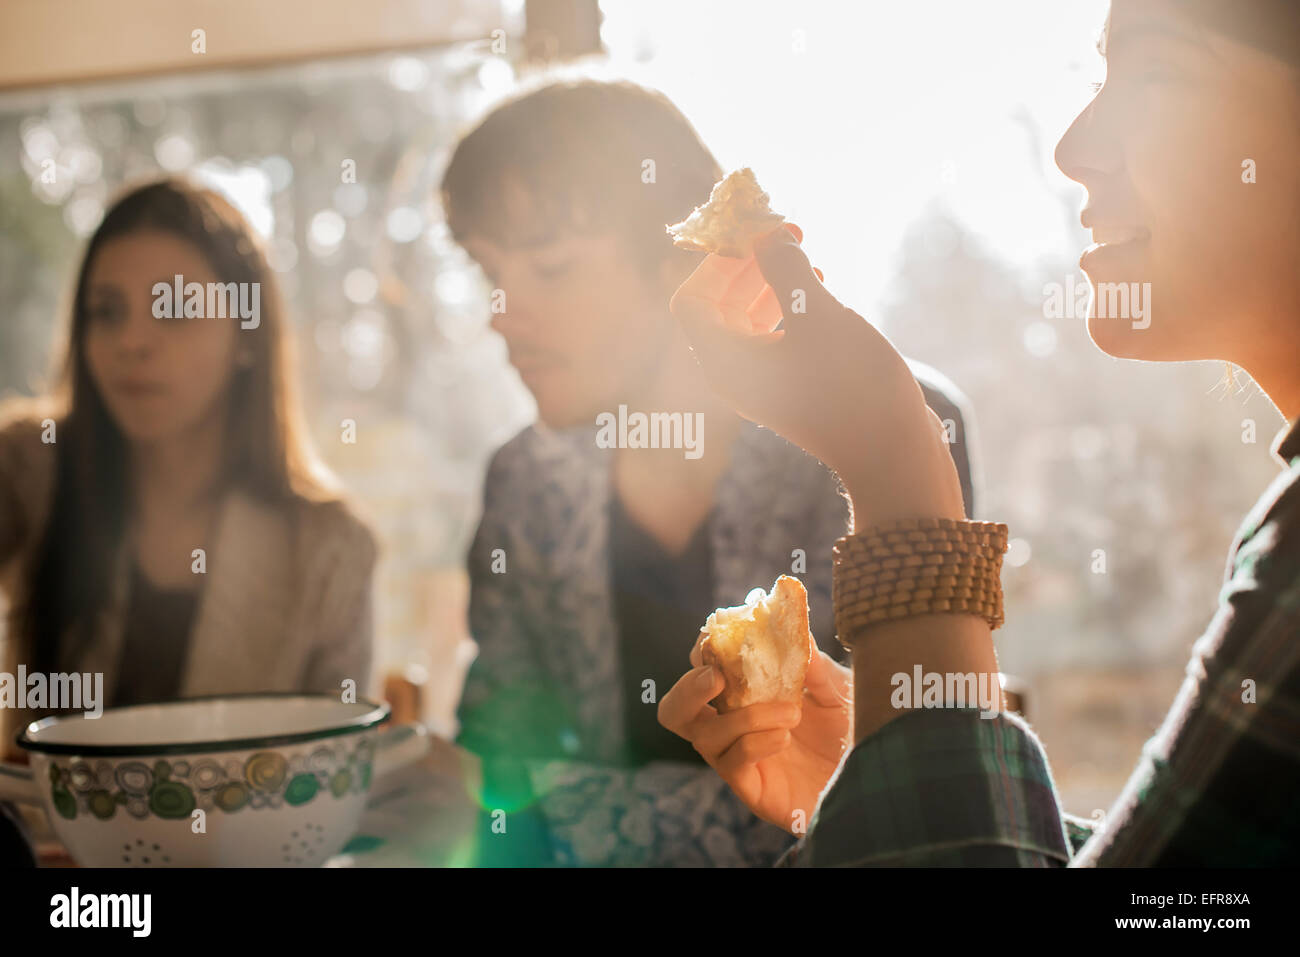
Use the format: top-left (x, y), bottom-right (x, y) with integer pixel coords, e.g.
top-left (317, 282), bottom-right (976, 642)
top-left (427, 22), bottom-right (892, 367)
top-left (666, 172), bottom-right (964, 527)
top-left (657, 576), bottom-right (853, 834)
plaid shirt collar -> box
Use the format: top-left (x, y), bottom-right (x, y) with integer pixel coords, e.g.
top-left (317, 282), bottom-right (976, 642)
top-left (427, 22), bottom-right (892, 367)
top-left (1271, 417), bottom-right (1300, 467)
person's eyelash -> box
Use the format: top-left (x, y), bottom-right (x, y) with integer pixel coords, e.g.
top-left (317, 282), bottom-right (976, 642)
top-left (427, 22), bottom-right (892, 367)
top-left (534, 258), bottom-right (573, 278)
top-left (86, 303), bottom-right (121, 323)
top-left (1089, 80), bottom-right (1104, 93)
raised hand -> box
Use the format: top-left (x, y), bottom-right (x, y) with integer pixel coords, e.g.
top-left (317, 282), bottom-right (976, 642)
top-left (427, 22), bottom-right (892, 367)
top-left (668, 225), bottom-right (965, 527)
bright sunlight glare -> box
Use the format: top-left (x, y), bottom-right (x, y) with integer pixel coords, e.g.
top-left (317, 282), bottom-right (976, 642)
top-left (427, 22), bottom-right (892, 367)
top-left (599, 0), bottom-right (1110, 314)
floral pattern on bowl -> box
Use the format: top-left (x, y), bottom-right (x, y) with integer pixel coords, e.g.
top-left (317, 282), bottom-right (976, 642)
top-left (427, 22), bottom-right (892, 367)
top-left (48, 737), bottom-right (376, 822)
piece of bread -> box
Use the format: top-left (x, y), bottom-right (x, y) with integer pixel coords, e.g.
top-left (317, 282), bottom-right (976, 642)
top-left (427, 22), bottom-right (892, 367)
top-left (666, 167), bottom-right (785, 259)
top-left (700, 575), bottom-right (814, 713)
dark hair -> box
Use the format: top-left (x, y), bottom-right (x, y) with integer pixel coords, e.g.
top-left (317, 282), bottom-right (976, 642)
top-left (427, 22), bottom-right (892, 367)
top-left (1178, 0), bottom-right (1300, 66)
top-left (440, 77), bottom-right (724, 277)
top-left (20, 176), bottom-right (336, 676)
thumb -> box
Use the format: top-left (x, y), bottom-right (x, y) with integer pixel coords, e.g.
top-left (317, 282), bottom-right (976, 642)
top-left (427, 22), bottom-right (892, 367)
top-left (804, 648), bottom-right (852, 709)
top-left (753, 227), bottom-right (841, 324)
top-left (669, 257), bottom-right (783, 394)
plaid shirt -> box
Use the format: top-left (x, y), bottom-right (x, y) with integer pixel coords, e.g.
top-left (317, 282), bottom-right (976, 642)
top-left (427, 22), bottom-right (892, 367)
top-left (779, 418), bottom-right (1300, 867)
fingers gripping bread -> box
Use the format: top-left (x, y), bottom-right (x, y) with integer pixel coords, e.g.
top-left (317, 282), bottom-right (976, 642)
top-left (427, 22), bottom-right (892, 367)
top-left (700, 576), bottom-right (814, 713)
top-left (666, 167), bottom-right (785, 259)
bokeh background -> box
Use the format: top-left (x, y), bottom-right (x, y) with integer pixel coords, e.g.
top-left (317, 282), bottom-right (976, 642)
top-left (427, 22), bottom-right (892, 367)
top-left (0, 0), bottom-right (1286, 817)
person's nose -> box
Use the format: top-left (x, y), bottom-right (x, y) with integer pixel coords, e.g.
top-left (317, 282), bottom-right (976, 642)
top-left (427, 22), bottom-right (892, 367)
top-left (1054, 93), bottom-right (1120, 189)
top-left (489, 311), bottom-right (531, 347)
top-left (114, 305), bottom-right (159, 359)
top-left (487, 279), bottom-right (534, 331)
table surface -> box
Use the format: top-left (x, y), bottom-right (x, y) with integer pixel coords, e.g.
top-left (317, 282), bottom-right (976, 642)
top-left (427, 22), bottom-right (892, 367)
top-left (326, 737), bottom-right (482, 867)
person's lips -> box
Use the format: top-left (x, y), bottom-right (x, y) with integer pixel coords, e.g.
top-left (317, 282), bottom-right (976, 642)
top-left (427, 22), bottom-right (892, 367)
top-left (509, 350), bottom-right (557, 379)
top-left (1088, 224), bottom-right (1150, 245)
top-left (1079, 213), bottom-right (1151, 272)
top-left (113, 378), bottom-right (169, 399)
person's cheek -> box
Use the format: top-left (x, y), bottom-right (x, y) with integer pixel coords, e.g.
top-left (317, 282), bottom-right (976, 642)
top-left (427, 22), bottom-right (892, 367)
top-left (1245, 125), bottom-right (1300, 270)
top-left (1189, 129), bottom-right (1269, 319)
top-left (585, 294), bottom-right (633, 393)
top-left (547, 284), bottom-right (597, 360)
top-left (1128, 112), bottom-right (1221, 338)
top-left (178, 325), bottom-right (238, 422)
top-left (82, 329), bottom-right (110, 392)
top-left (84, 327), bottom-right (131, 416)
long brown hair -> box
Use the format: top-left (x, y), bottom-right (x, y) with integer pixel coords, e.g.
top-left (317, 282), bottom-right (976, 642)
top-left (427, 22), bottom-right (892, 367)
top-left (22, 176), bottom-right (337, 675)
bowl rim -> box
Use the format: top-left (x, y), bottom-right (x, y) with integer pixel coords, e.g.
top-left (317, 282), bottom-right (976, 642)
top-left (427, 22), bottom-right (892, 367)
top-left (15, 692), bottom-right (391, 757)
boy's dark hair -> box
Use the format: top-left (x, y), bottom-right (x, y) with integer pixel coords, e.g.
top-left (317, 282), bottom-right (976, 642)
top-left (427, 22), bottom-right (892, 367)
top-left (440, 77), bottom-right (723, 278)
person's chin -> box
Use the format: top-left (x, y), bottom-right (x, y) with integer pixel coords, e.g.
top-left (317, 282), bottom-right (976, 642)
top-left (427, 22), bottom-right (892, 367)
top-left (1081, 264), bottom-right (1189, 362)
top-left (1086, 312), bottom-right (1159, 359)
top-left (104, 401), bottom-right (191, 446)
top-left (113, 419), bottom-right (184, 446)
top-left (530, 390), bottom-right (589, 431)
top-left (1085, 292), bottom-right (1209, 363)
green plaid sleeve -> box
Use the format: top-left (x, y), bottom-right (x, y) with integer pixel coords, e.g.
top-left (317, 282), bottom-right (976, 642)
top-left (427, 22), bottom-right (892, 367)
top-left (1071, 446), bottom-right (1300, 866)
top-left (779, 708), bottom-right (1072, 867)
top-left (1062, 813), bottom-right (1101, 855)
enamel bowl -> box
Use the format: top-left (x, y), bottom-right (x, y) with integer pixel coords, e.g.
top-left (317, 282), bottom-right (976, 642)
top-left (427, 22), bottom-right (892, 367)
top-left (0, 693), bottom-right (428, 867)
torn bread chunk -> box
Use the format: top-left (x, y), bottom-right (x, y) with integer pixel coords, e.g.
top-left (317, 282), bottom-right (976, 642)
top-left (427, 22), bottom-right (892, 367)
top-left (666, 167), bottom-right (786, 259)
top-left (700, 575), bottom-right (814, 713)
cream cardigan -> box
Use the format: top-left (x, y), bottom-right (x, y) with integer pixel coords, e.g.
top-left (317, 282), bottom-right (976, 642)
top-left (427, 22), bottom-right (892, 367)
top-left (0, 409), bottom-right (377, 750)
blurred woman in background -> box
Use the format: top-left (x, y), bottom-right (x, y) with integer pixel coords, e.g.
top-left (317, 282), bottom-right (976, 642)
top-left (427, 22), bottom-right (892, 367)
top-left (0, 177), bottom-right (377, 759)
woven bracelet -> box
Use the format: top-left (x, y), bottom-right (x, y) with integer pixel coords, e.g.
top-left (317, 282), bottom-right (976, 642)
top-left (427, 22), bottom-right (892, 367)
top-left (832, 517), bottom-right (1009, 648)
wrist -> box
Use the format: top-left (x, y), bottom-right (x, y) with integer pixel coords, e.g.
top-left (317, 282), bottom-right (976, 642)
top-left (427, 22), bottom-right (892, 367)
top-left (834, 397), bottom-right (969, 528)
top-left (849, 614), bottom-right (1000, 745)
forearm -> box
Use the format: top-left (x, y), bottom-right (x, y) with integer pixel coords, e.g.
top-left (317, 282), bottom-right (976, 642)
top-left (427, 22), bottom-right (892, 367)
top-left (849, 614), bottom-right (1000, 745)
